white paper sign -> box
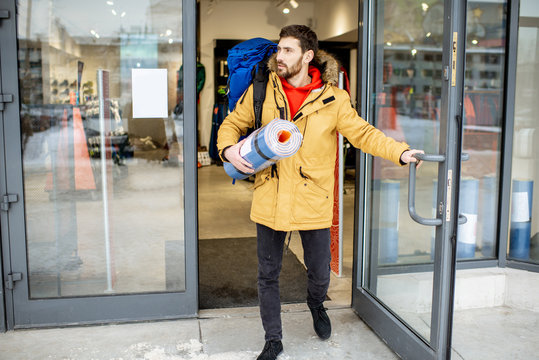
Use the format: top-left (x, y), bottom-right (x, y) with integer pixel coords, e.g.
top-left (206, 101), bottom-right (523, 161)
top-left (511, 192), bottom-right (530, 222)
top-left (132, 68), bottom-right (168, 118)
top-left (457, 213), bottom-right (478, 245)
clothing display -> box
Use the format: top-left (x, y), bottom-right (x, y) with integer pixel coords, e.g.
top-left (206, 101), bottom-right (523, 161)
top-left (209, 103), bottom-right (227, 160)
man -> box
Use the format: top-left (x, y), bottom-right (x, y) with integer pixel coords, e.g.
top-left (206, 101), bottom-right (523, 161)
top-left (218, 25), bottom-right (423, 360)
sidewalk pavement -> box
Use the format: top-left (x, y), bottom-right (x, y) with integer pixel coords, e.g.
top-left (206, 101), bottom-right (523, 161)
top-left (0, 304), bottom-right (397, 360)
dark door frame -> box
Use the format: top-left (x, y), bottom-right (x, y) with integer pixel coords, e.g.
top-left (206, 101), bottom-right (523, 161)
top-left (352, 0), bottom-right (534, 358)
top-left (499, 0), bottom-right (539, 273)
top-left (351, 0), bottom-right (468, 358)
top-left (0, 0), bottom-right (198, 330)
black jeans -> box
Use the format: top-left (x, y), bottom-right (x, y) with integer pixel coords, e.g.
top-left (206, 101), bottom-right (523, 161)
top-left (256, 223), bottom-right (331, 341)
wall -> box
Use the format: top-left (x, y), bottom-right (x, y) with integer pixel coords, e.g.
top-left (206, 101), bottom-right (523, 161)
top-left (313, 0), bottom-right (358, 41)
top-left (198, 0), bottom-right (315, 148)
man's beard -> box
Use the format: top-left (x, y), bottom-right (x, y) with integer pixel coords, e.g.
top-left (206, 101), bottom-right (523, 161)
top-left (277, 58), bottom-right (302, 79)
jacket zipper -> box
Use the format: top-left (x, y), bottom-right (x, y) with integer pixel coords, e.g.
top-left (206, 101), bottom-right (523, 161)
top-left (292, 85), bottom-right (329, 122)
top-left (272, 76), bottom-right (289, 120)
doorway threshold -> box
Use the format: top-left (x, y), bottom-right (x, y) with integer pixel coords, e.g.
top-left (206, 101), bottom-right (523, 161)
top-left (198, 301), bottom-right (351, 320)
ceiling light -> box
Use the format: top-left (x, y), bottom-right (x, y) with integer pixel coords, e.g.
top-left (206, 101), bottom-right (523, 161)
top-left (421, 3), bottom-right (429, 12)
top-left (472, 39), bottom-right (478, 45)
top-left (411, 48), bottom-right (417, 56)
top-left (111, 9), bottom-right (117, 16)
top-left (426, 32), bottom-right (432, 37)
top-left (283, 7), bottom-right (290, 14)
top-left (95, 33), bottom-right (100, 39)
top-left (106, 1), bottom-right (113, 5)
top-left (386, 42), bottom-right (392, 46)
top-left (166, 29), bottom-right (172, 36)
top-left (168, 39), bottom-right (173, 44)
top-left (90, 29), bottom-right (96, 35)
top-left (289, 0), bottom-right (299, 9)
top-left (121, 12), bottom-right (126, 17)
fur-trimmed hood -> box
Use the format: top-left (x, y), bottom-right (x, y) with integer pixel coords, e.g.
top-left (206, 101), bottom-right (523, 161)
top-left (267, 50), bottom-right (340, 86)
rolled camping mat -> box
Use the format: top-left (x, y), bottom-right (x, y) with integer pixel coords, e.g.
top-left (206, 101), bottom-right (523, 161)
top-left (224, 118), bottom-right (303, 180)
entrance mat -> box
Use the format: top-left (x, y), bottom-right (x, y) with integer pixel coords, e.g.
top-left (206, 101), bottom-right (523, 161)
top-left (199, 237), bottom-right (312, 309)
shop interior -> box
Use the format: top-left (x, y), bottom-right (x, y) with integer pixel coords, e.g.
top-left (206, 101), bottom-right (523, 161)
top-left (196, 0), bottom-right (359, 310)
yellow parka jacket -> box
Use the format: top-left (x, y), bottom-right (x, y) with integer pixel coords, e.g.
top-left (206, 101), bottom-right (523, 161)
top-left (217, 51), bottom-right (410, 231)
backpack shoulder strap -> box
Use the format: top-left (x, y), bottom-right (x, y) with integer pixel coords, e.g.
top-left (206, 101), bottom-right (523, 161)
top-left (252, 58), bottom-right (270, 130)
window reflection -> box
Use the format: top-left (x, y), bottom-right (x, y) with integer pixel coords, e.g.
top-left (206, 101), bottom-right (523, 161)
top-left (460, 2), bottom-right (506, 260)
top-left (509, 0), bottom-right (539, 263)
top-left (17, 0), bottom-right (185, 298)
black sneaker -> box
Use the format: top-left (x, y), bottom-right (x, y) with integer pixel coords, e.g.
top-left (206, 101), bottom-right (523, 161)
top-left (257, 340), bottom-right (283, 360)
top-left (309, 305), bottom-right (331, 340)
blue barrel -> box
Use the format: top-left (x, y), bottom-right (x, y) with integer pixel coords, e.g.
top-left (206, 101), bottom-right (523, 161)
top-left (378, 180), bottom-right (400, 264)
top-left (480, 175), bottom-right (497, 257)
top-left (457, 178), bottom-right (480, 259)
top-left (509, 180), bottom-right (534, 259)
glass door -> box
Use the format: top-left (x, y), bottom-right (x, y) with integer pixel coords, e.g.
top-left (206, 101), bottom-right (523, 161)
top-left (352, 0), bottom-right (466, 358)
top-left (0, 0), bottom-right (198, 329)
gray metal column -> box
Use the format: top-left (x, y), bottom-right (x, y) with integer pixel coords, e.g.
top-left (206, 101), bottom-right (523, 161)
top-left (0, 4), bottom-right (11, 332)
top-left (352, 0), bottom-right (369, 298)
top-left (182, 0), bottom-right (199, 311)
top-left (498, 0), bottom-right (520, 269)
top-left (0, 0), bottom-right (23, 331)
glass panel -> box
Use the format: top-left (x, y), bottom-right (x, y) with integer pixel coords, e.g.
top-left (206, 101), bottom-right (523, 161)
top-left (508, 1), bottom-right (539, 264)
top-left (451, 2), bottom-right (539, 359)
top-left (459, 1), bottom-right (506, 260)
top-left (17, 0), bottom-right (185, 298)
top-left (364, 0), bottom-right (444, 342)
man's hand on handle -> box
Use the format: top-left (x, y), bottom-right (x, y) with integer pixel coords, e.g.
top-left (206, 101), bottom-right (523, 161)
top-left (400, 149), bottom-right (425, 168)
top-left (224, 138), bottom-right (255, 174)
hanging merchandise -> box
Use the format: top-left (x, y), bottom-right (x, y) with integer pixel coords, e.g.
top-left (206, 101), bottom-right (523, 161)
top-left (175, 62), bottom-right (206, 114)
top-left (209, 103), bottom-right (227, 160)
top-left (224, 118), bottom-right (302, 180)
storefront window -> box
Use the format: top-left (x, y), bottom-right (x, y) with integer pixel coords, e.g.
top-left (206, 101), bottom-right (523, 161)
top-left (509, 0), bottom-right (539, 263)
top-left (365, 0), bottom-right (446, 342)
top-left (459, 1), bottom-right (506, 260)
top-left (17, 0), bottom-right (185, 298)
top-left (364, 0), bottom-right (509, 341)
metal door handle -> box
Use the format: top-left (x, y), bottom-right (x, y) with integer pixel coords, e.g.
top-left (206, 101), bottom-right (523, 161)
top-left (408, 157), bottom-right (443, 226)
top-left (407, 153), bottom-right (468, 226)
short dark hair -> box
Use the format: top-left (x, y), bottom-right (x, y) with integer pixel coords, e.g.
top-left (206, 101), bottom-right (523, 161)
top-left (279, 25), bottom-right (318, 55)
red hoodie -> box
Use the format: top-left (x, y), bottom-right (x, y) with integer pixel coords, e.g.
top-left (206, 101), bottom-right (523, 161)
top-left (280, 65), bottom-right (323, 118)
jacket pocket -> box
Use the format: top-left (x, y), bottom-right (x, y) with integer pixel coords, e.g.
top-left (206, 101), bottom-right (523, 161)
top-left (251, 169), bottom-right (276, 219)
top-left (292, 165), bottom-right (332, 223)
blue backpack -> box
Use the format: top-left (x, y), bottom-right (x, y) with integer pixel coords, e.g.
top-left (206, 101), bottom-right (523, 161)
top-left (227, 38), bottom-right (277, 129)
